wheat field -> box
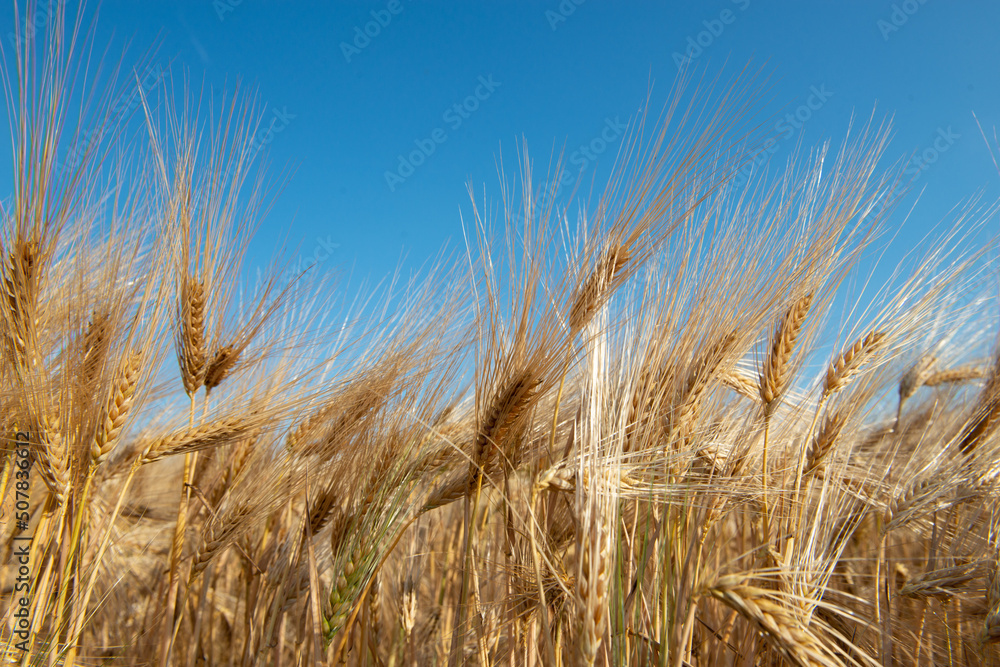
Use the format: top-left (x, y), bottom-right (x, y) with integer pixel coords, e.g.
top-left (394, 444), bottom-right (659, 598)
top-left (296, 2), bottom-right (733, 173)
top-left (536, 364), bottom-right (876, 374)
top-left (2, 6), bottom-right (1000, 667)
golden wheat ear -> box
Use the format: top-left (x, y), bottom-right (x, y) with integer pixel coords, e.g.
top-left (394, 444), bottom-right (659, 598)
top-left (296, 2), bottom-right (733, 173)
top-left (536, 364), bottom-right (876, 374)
top-left (759, 292), bottom-right (813, 415)
top-left (177, 274), bottom-right (207, 396)
top-left (91, 350), bottom-right (142, 466)
top-left (823, 329), bottom-right (887, 398)
top-left (203, 344), bottom-right (238, 393)
top-left (470, 367), bottom-right (541, 489)
top-left (953, 355), bottom-right (1000, 456)
top-left (925, 364), bottom-right (988, 386)
top-left (804, 408), bottom-right (848, 478)
top-left (568, 244), bottom-right (631, 334)
top-left (703, 575), bottom-right (841, 667)
top-left (2, 239), bottom-right (42, 371)
top-left (899, 355), bottom-right (936, 404)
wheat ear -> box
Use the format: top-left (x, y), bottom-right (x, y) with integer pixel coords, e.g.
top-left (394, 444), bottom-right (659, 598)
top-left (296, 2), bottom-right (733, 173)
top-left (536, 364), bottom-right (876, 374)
top-left (190, 503), bottom-right (254, 578)
top-left (81, 309), bottom-right (111, 385)
top-left (324, 544), bottom-right (367, 640)
top-left (203, 344), bottom-right (240, 393)
top-left (178, 275), bottom-right (207, 396)
top-left (899, 560), bottom-right (985, 600)
top-left (140, 415), bottom-right (255, 463)
top-left (899, 355), bottom-right (936, 404)
top-left (804, 409), bottom-right (848, 477)
top-left (577, 520), bottom-right (611, 667)
top-left (721, 370), bottom-right (761, 401)
top-left (91, 351), bottom-right (143, 465)
top-left (704, 575), bottom-right (835, 667)
top-left (469, 368), bottom-right (540, 489)
top-left (957, 359), bottom-right (1000, 454)
top-left (285, 401), bottom-right (339, 452)
top-left (34, 415), bottom-right (69, 503)
top-left (568, 244), bottom-right (630, 333)
top-left (672, 331), bottom-right (739, 439)
top-left (760, 293), bottom-right (813, 415)
top-left (2, 240), bottom-right (40, 370)
top-left (924, 365), bottom-right (988, 386)
top-left (823, 330), bottom-right (886, 397)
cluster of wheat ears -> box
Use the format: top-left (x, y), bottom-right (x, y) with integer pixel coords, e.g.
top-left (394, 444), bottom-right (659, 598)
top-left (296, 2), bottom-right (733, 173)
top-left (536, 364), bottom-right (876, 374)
top-left (4, 7), bottom-right (1000, 667)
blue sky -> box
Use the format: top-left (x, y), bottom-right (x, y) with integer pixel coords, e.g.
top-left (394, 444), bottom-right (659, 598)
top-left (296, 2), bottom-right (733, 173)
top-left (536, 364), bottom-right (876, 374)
top-left (3, 1), bottom-right (1000, 293)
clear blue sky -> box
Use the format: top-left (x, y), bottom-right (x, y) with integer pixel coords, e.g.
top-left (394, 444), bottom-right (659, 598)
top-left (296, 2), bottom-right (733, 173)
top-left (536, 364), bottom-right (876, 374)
top-left (3, 1), bottom-right (1000, 290)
